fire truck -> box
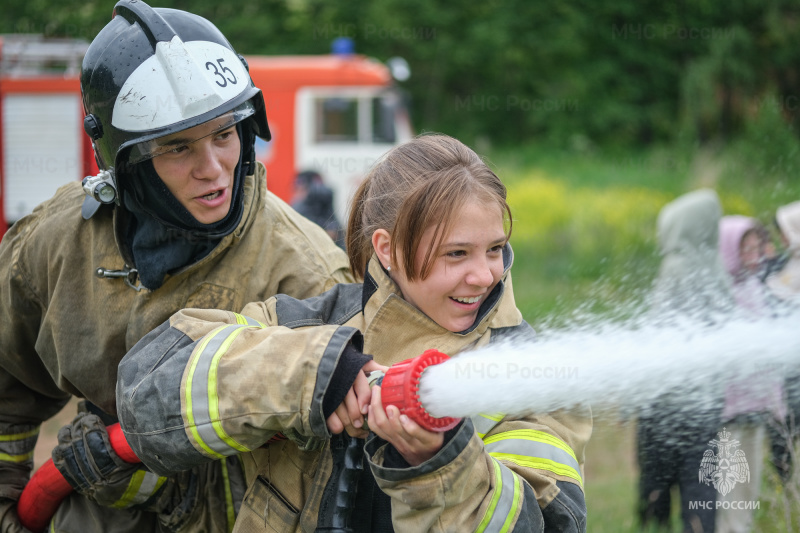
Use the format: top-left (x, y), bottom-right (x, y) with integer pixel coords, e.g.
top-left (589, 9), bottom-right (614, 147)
top-left (0, 35), bottom-right (412, 236)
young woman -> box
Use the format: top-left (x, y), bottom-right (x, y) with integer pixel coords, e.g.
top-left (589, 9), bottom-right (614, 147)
top-left (115, 134), bottom-right (591, 532)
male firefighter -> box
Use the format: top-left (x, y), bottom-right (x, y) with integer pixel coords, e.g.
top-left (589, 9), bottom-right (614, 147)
top-left (0, 1), bottom-right (353, 530)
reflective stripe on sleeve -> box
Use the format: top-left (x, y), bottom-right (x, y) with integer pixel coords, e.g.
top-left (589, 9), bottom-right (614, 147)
top-left (0, 427), bottom-right (39, 441)
top-left (0, 451), bottom-right (34, 463)
top-left (483, 429), bottom-right (582, 487)
top-left (111, 470), bottom-right (168, 508)
top-left (234, 313), bottom-right (265, 328)
top-left (0, 427), bottom-right (39, 463)
top-left (185, 322), bottom-right (262, 458)
top-left (476, 458), bottom-right (522, 533)
top-left (471, 413), bottom-right (504, 439)
top-left (221, 456), bottom-right (236, 533)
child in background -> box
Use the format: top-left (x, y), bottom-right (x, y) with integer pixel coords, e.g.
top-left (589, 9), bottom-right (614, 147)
top-left (112, 134), bottom-right (592, 532)
top-left (719, 216), bottom-right (777, 312)
top-left (716, 215), bottom-right (787, 533)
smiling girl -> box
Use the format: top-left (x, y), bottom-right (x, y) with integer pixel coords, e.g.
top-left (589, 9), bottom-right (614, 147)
top-left (116, 134), bottom-right (592, 532)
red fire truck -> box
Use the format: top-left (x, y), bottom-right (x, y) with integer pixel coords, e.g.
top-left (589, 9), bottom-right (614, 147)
top-left (0, 35), bottom-right (412, 236)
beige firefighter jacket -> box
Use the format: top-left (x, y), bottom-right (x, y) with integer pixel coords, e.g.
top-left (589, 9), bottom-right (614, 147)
top-left (117, 247), bottom-right (592, 532)
top-left (0, 163), bottom-right (352, 531)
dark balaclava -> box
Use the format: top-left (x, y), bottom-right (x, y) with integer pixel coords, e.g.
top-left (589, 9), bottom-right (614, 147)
top-left (120, 121), bottom-right (255, 289)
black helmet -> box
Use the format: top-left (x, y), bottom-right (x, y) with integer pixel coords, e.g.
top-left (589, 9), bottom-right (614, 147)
top-left (81, 0), bottom-right (270, 205)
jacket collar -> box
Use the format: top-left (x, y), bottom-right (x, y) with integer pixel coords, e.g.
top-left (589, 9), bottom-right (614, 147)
top-left (359, 243), bottom-right (522, 363)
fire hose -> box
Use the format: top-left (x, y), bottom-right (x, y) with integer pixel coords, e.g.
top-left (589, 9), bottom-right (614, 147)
top-left (17, 350), bottom-right (458, 533)
top-left (17, 423), bottom-right (137, 532)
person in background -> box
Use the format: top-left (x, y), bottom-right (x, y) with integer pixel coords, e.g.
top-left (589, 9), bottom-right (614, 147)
top-left (767, 200), bottom-right (800, 299)
top-left (638, 188), bottom-right (732, 533)
top-left (719, 216), bottom-right (778, 313)
top-left (0, 1), bottom-right (351, 531)
top-left (291, 169), bottom-right (345, 248)
top-left (765, 200), bottom-right (800, 484)
top-left (716, 215), bottom-right (787, 533)
top-left (115, 134), bottom-right (592, 532)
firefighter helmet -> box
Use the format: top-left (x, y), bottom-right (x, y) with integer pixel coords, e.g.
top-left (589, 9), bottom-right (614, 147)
top-left (81, 0), bottom-right (270, 205)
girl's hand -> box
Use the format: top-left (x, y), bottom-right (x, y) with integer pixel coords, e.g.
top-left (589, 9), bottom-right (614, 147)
top-left (367, 386), bottom-right (444, 466)
top-left (327, 360), bottom-right (387, 438)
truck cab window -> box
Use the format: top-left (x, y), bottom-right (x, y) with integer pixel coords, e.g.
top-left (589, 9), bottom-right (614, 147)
top-left (315, 97), bottom-right (358, 142)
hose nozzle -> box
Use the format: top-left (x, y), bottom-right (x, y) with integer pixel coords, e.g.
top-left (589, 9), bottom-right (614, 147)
top-left (377, 349), bottom-right (460, 432)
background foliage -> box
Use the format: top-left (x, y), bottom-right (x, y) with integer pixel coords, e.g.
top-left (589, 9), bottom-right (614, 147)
top-left (4, 0), bottom-right (800, 150)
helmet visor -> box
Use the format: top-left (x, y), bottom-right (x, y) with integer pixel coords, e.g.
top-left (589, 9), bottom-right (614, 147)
top-left (127, 100), bottom-right (255, 165)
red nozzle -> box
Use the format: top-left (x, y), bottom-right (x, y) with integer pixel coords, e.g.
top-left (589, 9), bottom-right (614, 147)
top-left (380, 349), bottom-right (460, 432)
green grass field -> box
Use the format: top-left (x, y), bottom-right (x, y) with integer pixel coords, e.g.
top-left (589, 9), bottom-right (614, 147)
top-left (488, 140), bottom-right (800, 530)
top-left (584, 418), bottom-right (800, 532)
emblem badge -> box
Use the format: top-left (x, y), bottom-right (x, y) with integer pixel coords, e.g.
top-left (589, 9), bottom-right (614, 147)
top-left (699, 428), bottom-right (750, 496)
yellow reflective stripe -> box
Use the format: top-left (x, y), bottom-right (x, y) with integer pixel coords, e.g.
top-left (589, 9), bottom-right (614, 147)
top-left (490, 452), bottom-right (582, 486)
top-left (186, 325), bottom-right (228, 459)
top-left (500, 471), bottom-right (522, 533)
top-left (0, 428), bottom-right (39, 441)
top-left (222, 459), bottom-right (235, 533)
top-left (186, 324), bottom-right (253, 458)
top-left (473, 413), bottom-right (505, 439)
top-left (476, 459), bottom-right (504, 533)
top-left (110, 471), bottom-right (146, 508)
top-left (111, 471), bottom-right (167, 508)
top-left (234, 313), bottom-right (265, 328)
top-left (0, 451), bottom-right (34, 463)
top-left (207, 328), bottom-right (250, 453)
top-left (477, 458), bottom-right (523, 533)
top-left (483, 429), bottom-right (582, 486)
top-left (483, 429), bottom-right (578, 463)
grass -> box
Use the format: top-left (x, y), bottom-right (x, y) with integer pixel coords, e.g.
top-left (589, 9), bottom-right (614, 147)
top-left (584, 419), bottom-right (640, 532)
top-left (487, 139), bottom-right (800, 530)
top-left (585, 418), bottom-right (800, 532)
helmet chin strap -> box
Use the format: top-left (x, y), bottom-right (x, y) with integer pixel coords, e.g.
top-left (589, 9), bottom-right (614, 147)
top-left (240, 118), bottom-right (257, 177)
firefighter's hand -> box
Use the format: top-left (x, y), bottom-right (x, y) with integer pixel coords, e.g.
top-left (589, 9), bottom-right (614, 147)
top-left (0, 499), bottom-right (32, 533)
top-left (367, 386), bottom-right (444, 466)
top-left (52, 412), bottom-right (165, 508)
top-left (327, 360), bottom-right (387, 438)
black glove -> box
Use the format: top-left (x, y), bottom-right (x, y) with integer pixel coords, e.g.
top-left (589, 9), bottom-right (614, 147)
top-left (52, 412), bottom-right (166, 508)
top-left (0, 499), bottom-right (32, 533)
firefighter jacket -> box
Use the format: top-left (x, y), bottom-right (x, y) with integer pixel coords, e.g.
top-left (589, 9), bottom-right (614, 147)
top-left (0, 163), bottom-right (352, 531)
top-left (117, 245), bottom-right (592, 532)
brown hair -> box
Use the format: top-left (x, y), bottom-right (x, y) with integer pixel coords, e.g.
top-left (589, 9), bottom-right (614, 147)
top-left (346, 134), bottom-right (512, 281)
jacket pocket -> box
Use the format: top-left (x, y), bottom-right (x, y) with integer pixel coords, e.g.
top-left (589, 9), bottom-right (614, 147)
top-left (235, 476), bottom-right (301, 533)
